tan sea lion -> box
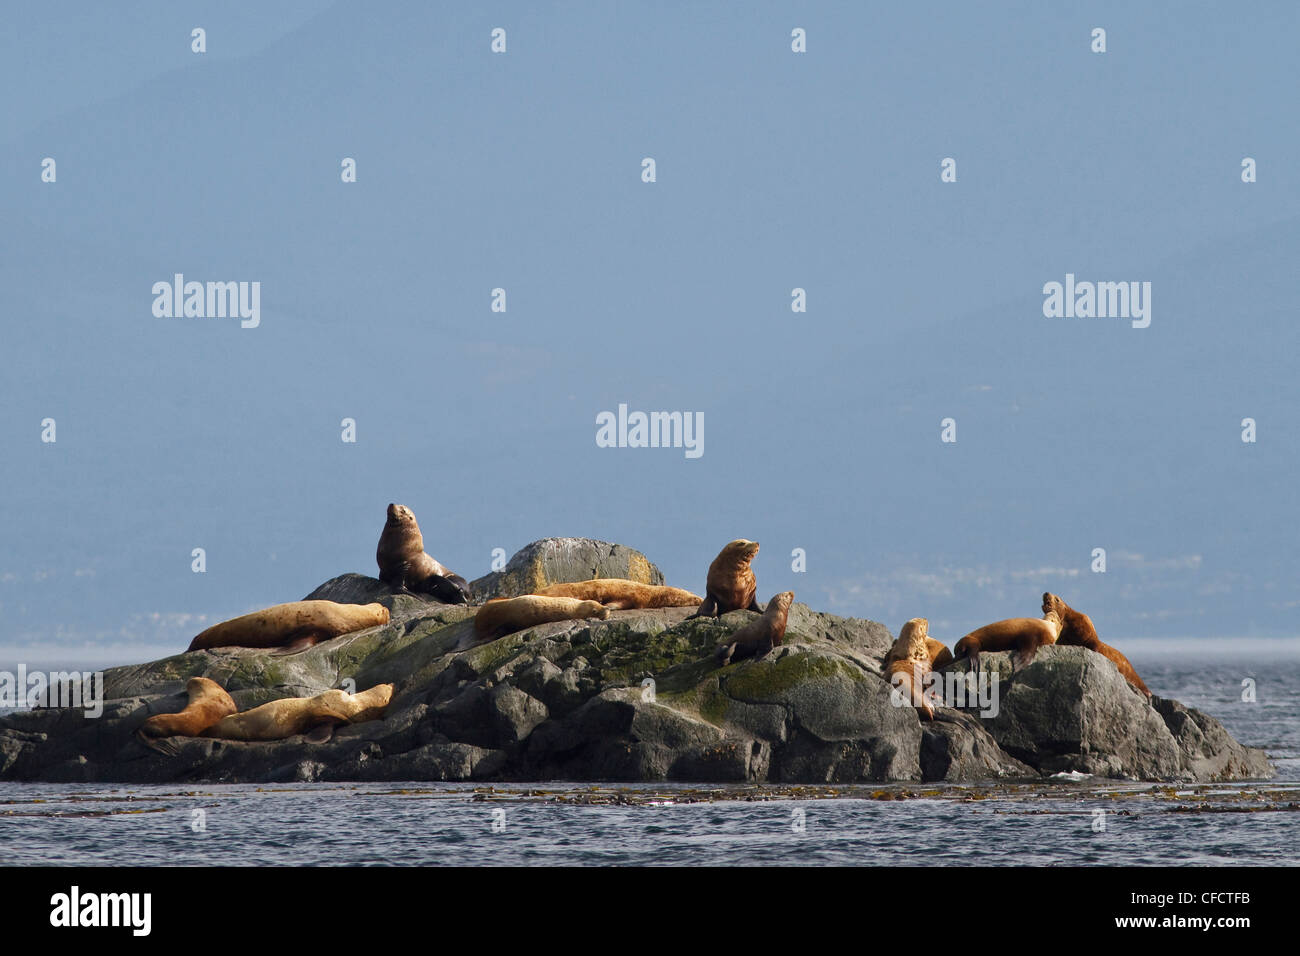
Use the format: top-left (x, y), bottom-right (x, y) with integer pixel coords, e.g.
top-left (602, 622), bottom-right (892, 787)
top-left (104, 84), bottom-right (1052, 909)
top-left (140, 677), bottom-right (237, 738)
top-left (186, 600), bottom-right (390, 653)
top-left (1042, 592), bottom-right (1152, 698)
top-left (535, 579), bottom-right (703, 610)
top-left (884, 618), bottom-right (938, 720)
top-left (688, 539), bottom-right (761, 619)
top-left (952, 609), bottom-right (1061, 672)
top-left (473, 595), bottom-right (610, 642)
top-left (716, 591), bottom-right (793, 666)
top-left (376, 503), bottom-right (472, 604)
top-left (883, 620), bottom-right (953, 671)
top-left (203, 683), bottom-right (394, 742)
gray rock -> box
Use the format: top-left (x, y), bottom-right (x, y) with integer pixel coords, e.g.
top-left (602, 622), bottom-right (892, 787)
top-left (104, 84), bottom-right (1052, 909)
top-left (470, 538), bottom-right (664, 600)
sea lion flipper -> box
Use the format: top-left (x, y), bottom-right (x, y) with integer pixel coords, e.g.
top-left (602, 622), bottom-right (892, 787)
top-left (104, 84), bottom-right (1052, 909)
top-left (136, 730), bottom-right (182, 756)
top-left (687, 595), bottom-right (718, 620)
top-left (304, 724), bottom-right (335, 744)
top-left (271, 632), bottom-right (325, 656)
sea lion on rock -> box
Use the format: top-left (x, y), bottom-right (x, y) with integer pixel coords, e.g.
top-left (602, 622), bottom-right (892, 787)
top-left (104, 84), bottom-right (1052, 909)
top-left (536, 579), bottom-right (702, 610)
top-left (473, 595), bottom-right (610, 642)
top-left (716, 591), bottom-right (793, 666)
top-left (140, 677), bottom-right (237, 738)
top-left (376, 503), bottom-right (472, 604)
top-left (952, 609), bottom-right (1061, 673)
top-left (1042, 592), bottom-right (1152, 698)
top-left (883, 620), bottom-right (953, 671)
top-left (688, 539), bottom-right (761, 619)
top-left (883, 618), bottom-right (938, 720)
top-left (186, 600), bottom-right (390, 653)
top-left (203, 683), bottom-right (394, 742)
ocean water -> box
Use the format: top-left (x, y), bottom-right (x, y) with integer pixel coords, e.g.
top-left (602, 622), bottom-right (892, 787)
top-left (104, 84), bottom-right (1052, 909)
top-left (1, 650), bottom-right (1297, 866)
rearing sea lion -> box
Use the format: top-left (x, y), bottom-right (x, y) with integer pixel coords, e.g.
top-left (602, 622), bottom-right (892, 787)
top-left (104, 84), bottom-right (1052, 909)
top-left (716, 591), bottom-right (794, 666)
top-left (883, 620), bottom-right (953, 672)
top-left (1042, 592), bottom-right (1151, 698)
top-left (884, 618), bottom-right (939, 720)
top-left (376, 503), bottom-right (472, 604)
top-left (688, 539), bottom-right (761, 619)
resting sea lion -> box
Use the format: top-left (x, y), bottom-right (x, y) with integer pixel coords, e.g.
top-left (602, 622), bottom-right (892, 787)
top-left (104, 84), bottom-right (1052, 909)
top-left (1042, 592), bottom-right (1151, 698)
top-left (203, 683), bottom-right (394, 742)
top-left (884, 618), bottom-right (938, 720)
top-left (716, 591), bottom-right (793, 666)
top-left (952, 609), bottom-right (1061, 673)
top-left (187, 600), bottom-right (390, 653)
top-left (376, 503), bottom-right (472, 604)
top-left (536, 579), bottom-right (702, 610)
top-left (473, 595), bottom-right (610, 642)
top-left (688, 539), bottom-right (761, 619)
top-left (140, 677), bottom-right (237, 738)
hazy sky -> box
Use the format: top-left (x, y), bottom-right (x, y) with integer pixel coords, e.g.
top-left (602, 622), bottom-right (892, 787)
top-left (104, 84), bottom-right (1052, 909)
top-left (2, 1), bottom-right (1298, 669)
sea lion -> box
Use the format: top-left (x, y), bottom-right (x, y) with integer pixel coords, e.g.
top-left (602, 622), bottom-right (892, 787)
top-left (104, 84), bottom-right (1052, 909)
top-left (376, 503), bottom-right (472, 604)
top-left (139, 677), bottom-right (237, 738)
top-left (688, 539), bottom-right (761, 619)
top-left (186, 600), bottom-right (390, 653)
top-left (883, 620), bottom-right (953, 672)
top-left (473, 595), bottom-right (610, 642)
top-left (203, 683), bottom-right (394, 742)
top-left (535, 579), bottom-right (703, 610)
top-left (1042, 592), bottom-right (1152, 698)
top-left (715, 591), bottom-right (793, 666)
top-left (884, 618), bottom-right (938, 720)
top-left (952, 609), bottom-right (1061, 673)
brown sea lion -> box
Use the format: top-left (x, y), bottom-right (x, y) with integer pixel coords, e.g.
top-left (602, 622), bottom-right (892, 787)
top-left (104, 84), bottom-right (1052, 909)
top-left (1042, 592), bottom-right (1152, 698)
top-left (376, 503), bottom-right (472, 604)
top-left (186, 600), bottom-right (390, 653)
top-left (883, 620), bottom-right (953, 672)
top-left (688, 539), bottom-right (761, 619)
top-left (473, 595), bottom-right (610, 642)
top-left (952, 609), bottom-right (1061, 672)
top-left (536, 579), bottom-right (703, 610)
top-left (203, 683), bottom-right (394, 742)
top-left (716, 591), bottom-right (794, 666)
top-left (139, 677), bottom-right (237, 738)
top-left (884, 618), bottom-right (938, 720)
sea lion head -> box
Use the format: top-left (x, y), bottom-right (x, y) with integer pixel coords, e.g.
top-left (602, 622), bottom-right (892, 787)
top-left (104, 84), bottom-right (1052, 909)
top-left (769, 591), bottom-right (795, 615)
top-left (899, 617), bottom-right (928, 641)
top-left (348, 683), bottom-right (395, 722)
top-left (426, 573), bottom-right (473, 605)
top-left (898, 617), bottom-right (931, 660)
top-left (1042, 592), bottom-right (1066, 617)
top-left (579, 600), bottom-right (611, 620)
top-left (386, 503), bottom-right (417, 527)
top-left (720, 539), bottom-right (760, 565)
